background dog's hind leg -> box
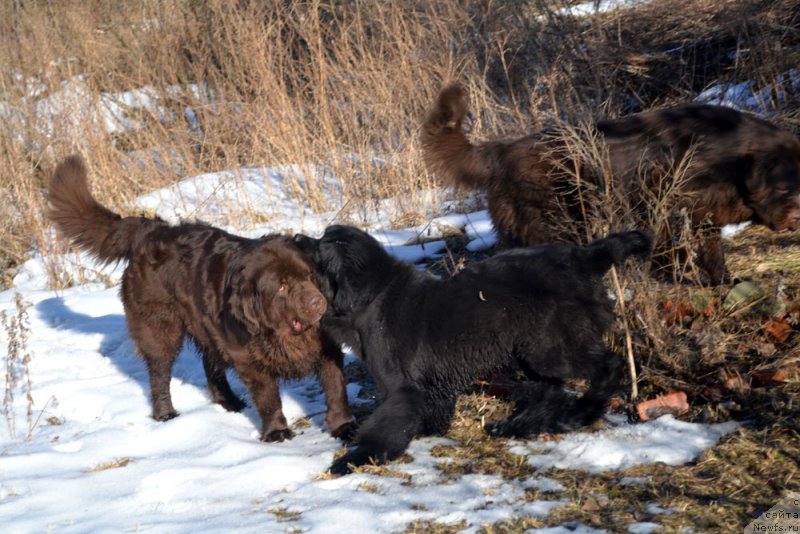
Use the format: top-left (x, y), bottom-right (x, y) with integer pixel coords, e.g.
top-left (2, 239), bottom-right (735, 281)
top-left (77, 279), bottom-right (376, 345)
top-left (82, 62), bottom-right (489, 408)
top-left (487, 380), bottom-right (571, 437)
top-left (329, 385), bottom-right (432, 475)
top-left (490, 348), bottom-right (624, 437)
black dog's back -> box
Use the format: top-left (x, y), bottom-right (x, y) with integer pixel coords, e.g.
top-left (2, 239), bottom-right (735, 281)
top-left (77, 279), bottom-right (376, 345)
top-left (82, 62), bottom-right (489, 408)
top-left (464, 230), bottom-right (651, 289)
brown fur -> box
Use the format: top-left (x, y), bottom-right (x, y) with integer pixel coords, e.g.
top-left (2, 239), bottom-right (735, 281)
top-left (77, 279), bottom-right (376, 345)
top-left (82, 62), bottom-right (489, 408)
top-left (47, 155), bottom-right (354, 442)
top-left (421, 83), bottom-right (800, 284)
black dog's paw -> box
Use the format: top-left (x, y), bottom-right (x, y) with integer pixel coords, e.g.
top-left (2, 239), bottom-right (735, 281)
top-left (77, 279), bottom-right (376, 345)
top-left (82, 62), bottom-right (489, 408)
top-left (487, 417), bottom-right (545, 438)
top-left (261, 428), bottom-right (296, 443)
top-left (487, 420), bottom-right (519, 438)
top-left (330, 420), bottom-right (358, 443)
top-left (328, 447), bottom-right (379, 476)
top-left (626, 405), bottom-right (641, 424)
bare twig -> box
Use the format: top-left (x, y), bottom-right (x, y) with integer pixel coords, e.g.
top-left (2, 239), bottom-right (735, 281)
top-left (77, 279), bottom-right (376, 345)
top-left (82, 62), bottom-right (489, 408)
top-left (610, 265), bottom-right (638, 401)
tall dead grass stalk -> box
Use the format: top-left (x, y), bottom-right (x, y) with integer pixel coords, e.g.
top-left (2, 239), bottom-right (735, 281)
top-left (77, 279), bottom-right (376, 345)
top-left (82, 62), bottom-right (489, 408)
top-left (2, 292), bottom-right (33, 440)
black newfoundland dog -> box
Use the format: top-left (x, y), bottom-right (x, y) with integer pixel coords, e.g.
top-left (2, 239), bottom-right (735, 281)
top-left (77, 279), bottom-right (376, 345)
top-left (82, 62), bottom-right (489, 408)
top-left (293, 225), bottom-right (651, 474)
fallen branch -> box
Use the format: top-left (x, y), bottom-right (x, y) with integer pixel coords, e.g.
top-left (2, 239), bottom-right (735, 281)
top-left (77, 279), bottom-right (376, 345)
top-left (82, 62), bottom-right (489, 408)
top-left (610, 265), bottom-right (638, 401)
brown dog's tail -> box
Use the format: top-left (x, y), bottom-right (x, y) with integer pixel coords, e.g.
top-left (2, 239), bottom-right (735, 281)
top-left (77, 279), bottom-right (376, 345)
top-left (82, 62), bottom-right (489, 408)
top-left (47, 155), bottom-right (148, 263)
top-left (420, 83), bottom-right (495, 189)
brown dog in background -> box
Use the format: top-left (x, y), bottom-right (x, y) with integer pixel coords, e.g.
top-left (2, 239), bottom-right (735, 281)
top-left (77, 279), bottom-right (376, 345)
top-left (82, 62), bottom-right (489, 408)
top-left (421, 83), bottom-right (800, 284)
top-left (47, 155), bottom-right (354, 442)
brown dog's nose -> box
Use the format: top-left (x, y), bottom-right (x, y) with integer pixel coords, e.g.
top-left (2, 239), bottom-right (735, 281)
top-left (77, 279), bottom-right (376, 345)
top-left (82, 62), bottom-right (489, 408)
top-left (307, 294), bottom-right (327, 317)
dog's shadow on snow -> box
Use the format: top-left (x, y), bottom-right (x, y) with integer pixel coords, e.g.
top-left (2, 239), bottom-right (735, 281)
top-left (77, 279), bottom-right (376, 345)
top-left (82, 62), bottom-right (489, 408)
top-left (35, 295), bottom-right (333, 433)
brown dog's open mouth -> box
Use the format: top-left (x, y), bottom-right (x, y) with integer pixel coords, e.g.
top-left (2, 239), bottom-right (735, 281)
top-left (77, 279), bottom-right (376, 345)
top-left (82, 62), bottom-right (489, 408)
top-left (290, 316), bottom-right (322, 334)
top-left (291, 318), bottom-right (315, 334)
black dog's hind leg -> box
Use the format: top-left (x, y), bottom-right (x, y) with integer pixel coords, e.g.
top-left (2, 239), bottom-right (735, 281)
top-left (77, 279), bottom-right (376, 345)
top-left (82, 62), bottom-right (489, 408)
top-left (487, 380), bottom-right (569, 437)
top-left (330, 386), bottom-right (443, 475)
top-left (557, 349), bottom-right (624, 432)
top-left (490, 349), bottom-right (624, 437)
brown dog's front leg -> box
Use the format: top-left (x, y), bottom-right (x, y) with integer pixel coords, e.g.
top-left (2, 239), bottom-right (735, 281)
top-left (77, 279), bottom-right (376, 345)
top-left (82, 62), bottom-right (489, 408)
top-left (318, 339), bottom-right (355, 440)
top-left (238, 370), bottom-right (294, 442)
top-left (697, 231), bottom-right (730, 285)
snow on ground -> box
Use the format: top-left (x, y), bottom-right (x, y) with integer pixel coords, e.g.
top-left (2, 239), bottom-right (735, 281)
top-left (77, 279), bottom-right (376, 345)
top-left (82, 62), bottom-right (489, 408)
top-left (696, 68), bottom-right (800, 114)
top-left (0, 166), bottom-right (738, 532)
top-left (552, 0), bottom-right (649, 17)
top-left (531, 0), bottom-right (651, 20)
top-left (510, 414), bottom-right (739, 473)
top-left (34, 77), bottom-right (206, 138)
top-left (0, 74), bottom-right (207, 152)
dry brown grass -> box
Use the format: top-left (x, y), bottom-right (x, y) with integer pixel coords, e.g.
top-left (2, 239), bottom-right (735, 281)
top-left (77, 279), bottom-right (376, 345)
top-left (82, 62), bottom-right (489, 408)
top-left (402, 519), bottom-right (467, 534)
top-left (2, 292), bottom-right (33, 440)
top-left (267, 507), bottom-right (302, 523)
top-left (2, 0), bottom-right (798, 287)
top-left (83, 456), bottom-right (134, 473)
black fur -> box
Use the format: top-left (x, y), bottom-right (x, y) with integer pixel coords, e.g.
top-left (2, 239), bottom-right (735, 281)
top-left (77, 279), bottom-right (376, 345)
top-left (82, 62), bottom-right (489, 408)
top-left (293, 225), bottom-right (651, 474)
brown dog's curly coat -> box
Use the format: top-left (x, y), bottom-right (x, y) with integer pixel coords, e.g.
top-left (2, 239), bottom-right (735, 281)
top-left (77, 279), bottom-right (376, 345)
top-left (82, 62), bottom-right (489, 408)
top-left (47, 155), bottom-right (354, 442)
top-left (422, 83), bottom-right (800, 284)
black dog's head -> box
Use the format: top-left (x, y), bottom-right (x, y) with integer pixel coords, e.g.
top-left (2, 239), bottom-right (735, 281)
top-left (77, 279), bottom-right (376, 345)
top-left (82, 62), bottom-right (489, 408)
top-left (293, 225), bottom-right (396, 315)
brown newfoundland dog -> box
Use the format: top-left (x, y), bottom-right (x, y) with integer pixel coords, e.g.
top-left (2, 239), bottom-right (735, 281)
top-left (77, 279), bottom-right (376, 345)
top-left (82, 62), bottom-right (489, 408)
top-left (47, 155), bottom-right (354, 442)
top-left (421, 83), bottom-right (800, 284)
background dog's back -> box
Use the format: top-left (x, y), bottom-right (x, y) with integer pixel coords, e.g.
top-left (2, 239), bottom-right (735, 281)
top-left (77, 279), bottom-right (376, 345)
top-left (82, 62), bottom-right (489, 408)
top-left (421, 84), bottom-right (800, 284)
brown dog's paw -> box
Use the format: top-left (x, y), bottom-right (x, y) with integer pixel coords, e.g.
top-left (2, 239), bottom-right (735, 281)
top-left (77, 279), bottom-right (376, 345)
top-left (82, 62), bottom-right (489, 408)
top-left (330, 420), bottom-right (358, 443)
top-left (217, 395), bottom-right (247, 413)
top-left (261, 428), bottom-right (296, 443)
top-left (153, 409), bottom-right (179, 422)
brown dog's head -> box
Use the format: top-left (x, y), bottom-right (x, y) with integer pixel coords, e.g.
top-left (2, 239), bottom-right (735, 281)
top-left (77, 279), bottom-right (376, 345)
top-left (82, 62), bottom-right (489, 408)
top-left (749, 143), bottom-right (800, 232)
top-left (223, 238), bottom-right (326, 339)
top-left (772, 196), bottom-right (800, 232)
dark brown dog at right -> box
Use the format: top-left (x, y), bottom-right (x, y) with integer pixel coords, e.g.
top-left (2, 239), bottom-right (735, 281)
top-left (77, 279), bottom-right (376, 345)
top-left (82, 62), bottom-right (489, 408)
top-left (47, 155), bottom-right (354, 442)
top-left (422, 83), bottom-right (800, 284)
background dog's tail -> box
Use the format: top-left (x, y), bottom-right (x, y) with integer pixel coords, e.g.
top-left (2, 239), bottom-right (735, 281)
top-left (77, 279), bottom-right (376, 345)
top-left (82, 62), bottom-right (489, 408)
top-left (47, 155), bottom-right (148, 263)
top-left (581, 230), bottom-right (652, 275)
top-left (420, 83), bottom-right (494, 189)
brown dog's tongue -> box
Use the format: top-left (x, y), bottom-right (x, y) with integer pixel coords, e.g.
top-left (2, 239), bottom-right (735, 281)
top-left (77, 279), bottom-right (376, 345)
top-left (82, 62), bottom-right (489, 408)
top-left (292, 319), bottom-right (302, 332)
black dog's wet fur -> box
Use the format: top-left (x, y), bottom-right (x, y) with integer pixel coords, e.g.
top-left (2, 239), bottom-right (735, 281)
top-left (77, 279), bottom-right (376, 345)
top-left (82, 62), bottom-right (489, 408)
top-left (294, 225), bottom-right (651, 474)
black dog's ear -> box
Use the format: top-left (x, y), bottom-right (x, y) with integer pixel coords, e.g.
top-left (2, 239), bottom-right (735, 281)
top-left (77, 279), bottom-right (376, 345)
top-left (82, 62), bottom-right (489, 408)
top-left (292, 234), bottom-right (318, 255)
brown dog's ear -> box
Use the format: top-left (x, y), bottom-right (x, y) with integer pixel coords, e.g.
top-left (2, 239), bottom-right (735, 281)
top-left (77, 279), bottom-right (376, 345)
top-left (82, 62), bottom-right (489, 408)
top-left (223, 266), bottom-right (266, 337)
top-left (231, 288), bottom-right (263, 335)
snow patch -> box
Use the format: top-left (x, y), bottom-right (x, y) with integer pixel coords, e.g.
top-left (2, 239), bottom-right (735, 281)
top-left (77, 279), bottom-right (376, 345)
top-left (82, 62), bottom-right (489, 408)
top-left (512, 415), bottom-right (739, 473)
